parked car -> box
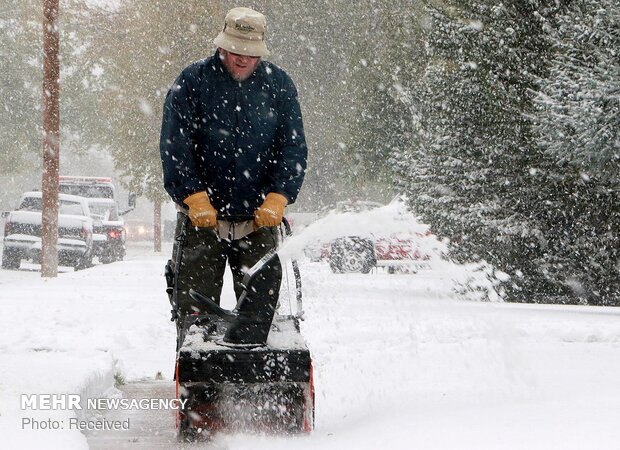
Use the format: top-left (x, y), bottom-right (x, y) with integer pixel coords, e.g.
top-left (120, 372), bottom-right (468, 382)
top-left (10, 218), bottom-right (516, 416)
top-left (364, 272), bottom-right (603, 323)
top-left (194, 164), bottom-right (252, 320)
top-left (302, 202), bottom-right (382, 263)
top-left (2, 192), bottom-right (94, 270)
top-left (303, 198), bottom-right (439, 274)
top-left (86, 197), bottom-right (126, 264)
top-left (328, 233), bottom-right (433, 274)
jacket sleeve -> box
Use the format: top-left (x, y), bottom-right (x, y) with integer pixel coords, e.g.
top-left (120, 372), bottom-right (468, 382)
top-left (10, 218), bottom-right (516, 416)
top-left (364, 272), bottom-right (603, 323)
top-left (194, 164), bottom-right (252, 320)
top-left (159, 71), bottom-right (205, 206)
top-left (272, 75), bottom-right (308, 205)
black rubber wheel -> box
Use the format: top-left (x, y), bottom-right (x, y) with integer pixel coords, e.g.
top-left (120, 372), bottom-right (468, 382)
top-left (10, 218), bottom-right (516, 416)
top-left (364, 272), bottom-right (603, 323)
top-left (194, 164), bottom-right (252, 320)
top-left (329, 237), bottom-right (375, 274)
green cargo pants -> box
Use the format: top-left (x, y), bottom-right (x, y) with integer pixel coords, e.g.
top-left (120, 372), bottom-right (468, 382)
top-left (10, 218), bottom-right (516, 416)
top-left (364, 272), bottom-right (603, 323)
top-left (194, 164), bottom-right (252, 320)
top-left (171, 213), bottom-right (282, 342)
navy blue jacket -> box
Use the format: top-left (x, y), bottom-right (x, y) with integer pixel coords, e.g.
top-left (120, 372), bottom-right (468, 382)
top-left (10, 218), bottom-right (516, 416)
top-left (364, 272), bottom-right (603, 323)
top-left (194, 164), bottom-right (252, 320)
top-left (160, 50), bottom-right (307, 221)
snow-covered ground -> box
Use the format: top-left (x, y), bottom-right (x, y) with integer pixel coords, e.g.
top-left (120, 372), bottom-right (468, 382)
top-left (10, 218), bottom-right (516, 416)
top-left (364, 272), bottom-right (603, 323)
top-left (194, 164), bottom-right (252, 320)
top-left (0, 242), bottom-right (177, 449)
top-left (1, 238), bottom-right (620, 449)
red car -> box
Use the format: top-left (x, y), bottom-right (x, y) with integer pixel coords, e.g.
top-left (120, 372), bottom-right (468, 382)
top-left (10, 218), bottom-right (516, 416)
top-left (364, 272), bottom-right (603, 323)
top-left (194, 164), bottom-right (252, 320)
top-left (326, 232), bottom-right (432, 274)
top-left (306, 199), bottom-right (436, 274)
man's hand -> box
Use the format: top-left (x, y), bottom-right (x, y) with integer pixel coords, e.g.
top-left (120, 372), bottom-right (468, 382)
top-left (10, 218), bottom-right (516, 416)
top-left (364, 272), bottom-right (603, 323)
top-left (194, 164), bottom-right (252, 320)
top-left (254, 193), bottom-right (288, 227)
top-left (183, 191), bottom-right (217, 228)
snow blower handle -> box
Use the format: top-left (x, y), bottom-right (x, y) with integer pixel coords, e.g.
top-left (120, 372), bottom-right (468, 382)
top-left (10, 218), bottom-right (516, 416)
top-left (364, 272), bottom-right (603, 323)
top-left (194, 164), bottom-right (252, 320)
top-left (188, 217), bottom-right (304, 321)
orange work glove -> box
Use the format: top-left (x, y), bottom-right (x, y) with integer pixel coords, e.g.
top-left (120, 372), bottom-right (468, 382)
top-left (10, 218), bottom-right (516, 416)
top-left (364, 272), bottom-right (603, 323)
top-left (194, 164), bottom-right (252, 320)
top-left (183, 191), bottom-right (217, 228)
top-left (254, 193), bottom-right (288, 228)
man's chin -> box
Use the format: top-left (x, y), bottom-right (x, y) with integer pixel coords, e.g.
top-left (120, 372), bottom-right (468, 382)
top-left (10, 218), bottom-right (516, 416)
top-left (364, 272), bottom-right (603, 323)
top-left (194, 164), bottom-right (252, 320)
top-left (232, 72), bottom-right (252, 82)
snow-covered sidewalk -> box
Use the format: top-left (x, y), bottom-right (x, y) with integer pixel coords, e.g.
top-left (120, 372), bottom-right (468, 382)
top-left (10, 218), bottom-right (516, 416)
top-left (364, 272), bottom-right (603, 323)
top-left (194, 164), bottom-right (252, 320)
top-left (1, 242), bottom-right (619, 449)
top-left (0, 244), bottom-right (176, 449)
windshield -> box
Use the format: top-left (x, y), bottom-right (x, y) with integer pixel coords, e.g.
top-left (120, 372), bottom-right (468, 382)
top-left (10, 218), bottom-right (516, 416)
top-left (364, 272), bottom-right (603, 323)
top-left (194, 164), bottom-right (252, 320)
top-left (59, 184), bottom-right (114, 199)
top-left (18, 197), bottom-right (85, 216)
top-left (60, 202), bottom-right (86, 215)
top-left (88, 202), bottom-right (119, 221)
top-left (18, 197), bottom-right (43, 211)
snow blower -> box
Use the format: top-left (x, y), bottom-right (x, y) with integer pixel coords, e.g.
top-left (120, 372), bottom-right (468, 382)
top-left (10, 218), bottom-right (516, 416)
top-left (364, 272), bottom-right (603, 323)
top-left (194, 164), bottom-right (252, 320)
top-left (171, 218), bottom-right (314, 441)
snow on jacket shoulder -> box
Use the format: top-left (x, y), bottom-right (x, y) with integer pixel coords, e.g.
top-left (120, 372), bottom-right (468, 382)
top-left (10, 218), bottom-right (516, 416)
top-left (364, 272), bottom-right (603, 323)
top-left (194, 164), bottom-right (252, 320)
top-left (160, 51), bottom-right (307, 221)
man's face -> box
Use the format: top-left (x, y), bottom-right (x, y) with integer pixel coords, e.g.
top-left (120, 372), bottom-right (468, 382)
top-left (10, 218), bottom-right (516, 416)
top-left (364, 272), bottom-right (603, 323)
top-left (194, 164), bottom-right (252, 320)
top-left (219, 49), bottom-right (261, 82)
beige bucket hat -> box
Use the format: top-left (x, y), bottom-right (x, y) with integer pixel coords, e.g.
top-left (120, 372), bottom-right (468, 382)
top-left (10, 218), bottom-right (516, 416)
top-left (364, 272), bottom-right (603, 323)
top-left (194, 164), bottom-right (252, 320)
top-left (213, 7), bottom-right (270, 57)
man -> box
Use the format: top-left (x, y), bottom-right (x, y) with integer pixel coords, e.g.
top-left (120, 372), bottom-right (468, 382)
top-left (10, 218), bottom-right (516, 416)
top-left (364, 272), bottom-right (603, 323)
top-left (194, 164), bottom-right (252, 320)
top-left (160, 7), bottom-right (307, 346)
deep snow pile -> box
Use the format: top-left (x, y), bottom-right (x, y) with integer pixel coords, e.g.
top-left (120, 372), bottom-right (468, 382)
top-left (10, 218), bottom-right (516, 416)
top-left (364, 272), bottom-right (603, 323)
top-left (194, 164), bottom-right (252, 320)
top-left (0, 233), bottom-right (619, 449)
top-left (0, 246), bottom-right (176, 449)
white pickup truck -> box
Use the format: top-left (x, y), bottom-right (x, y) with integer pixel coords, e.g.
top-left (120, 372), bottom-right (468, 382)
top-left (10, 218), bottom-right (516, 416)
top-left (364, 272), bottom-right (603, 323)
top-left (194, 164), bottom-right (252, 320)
top-left (2, 192), bottom-right (94, 270)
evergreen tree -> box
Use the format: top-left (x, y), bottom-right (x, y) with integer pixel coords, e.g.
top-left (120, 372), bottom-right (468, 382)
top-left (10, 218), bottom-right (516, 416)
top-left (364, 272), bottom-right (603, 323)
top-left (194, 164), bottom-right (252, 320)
top-left (393, 0), bottom-right (566, 303)
top-left (533, 0), bottom-right (620, 304)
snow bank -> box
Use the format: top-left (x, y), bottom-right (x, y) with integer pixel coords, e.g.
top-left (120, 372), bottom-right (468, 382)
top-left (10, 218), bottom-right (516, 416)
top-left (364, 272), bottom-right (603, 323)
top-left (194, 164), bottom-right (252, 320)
top-left (0, 247), bottom-right (175, 449)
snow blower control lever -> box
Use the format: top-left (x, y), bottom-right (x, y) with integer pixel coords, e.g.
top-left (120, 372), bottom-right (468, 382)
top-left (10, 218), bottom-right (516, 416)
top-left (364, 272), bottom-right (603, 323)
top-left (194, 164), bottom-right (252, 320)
top-left (186, 217), bottom-right (302, 347)
top-left (167, 217), bottom-right (302, 346)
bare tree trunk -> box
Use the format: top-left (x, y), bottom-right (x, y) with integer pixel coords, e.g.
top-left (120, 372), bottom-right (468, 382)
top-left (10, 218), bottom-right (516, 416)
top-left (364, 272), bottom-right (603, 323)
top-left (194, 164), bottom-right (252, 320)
top-left (153, 198), bottom-right (162, 252)
top-left (41, 0), bottom-right (60, 277)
